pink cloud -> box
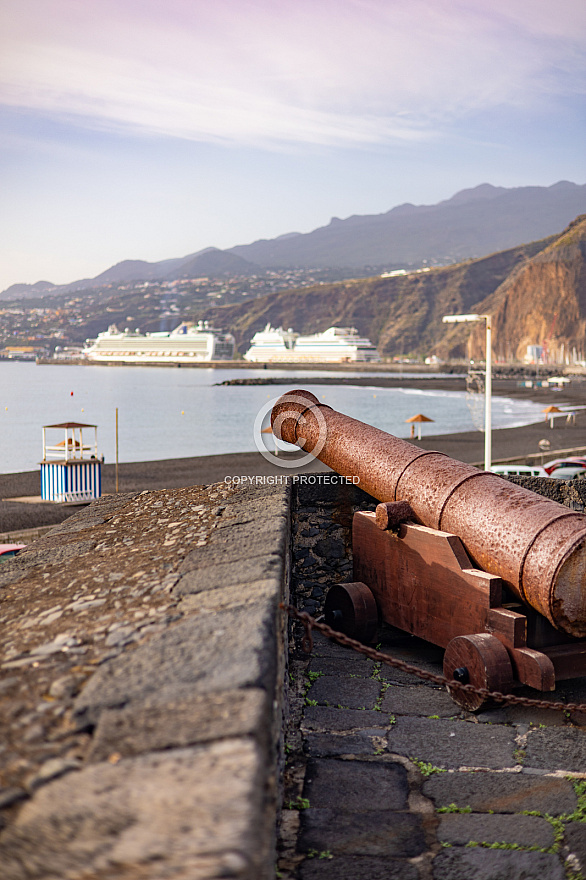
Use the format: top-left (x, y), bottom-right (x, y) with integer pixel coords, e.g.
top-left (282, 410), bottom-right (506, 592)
top-left (1, 0), bottom-right (584, 146)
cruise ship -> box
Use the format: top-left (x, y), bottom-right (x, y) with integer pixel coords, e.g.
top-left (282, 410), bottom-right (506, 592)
top-left (244, 325), bottom-right (380, 363)
top-left (83, 321), bottom-right (235, 364)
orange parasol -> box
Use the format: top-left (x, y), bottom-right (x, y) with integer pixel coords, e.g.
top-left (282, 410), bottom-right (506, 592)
top-left (405, 413), bottom-right (434, 440)
top-left (542, 405), bottom-right (562, 428)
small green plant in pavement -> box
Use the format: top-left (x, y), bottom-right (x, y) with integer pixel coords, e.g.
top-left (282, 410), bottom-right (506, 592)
top-left (286, 796), bottom-right (310, 810)
top-left (411, 759), bottom-right (447, 777)
top-left (306, 849), bottom-right (333, 860)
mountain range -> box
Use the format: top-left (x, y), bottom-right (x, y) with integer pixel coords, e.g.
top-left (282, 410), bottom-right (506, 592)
top-left (3, 181), bottom-right (586, 299)
top-left (201, 214), bottom-right (586, 362)
top-left (228, 180), bottom-right (586, 269)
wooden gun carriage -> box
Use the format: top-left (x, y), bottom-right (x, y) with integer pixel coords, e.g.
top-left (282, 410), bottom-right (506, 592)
top-left (272, 390), bottom-right (586, 709)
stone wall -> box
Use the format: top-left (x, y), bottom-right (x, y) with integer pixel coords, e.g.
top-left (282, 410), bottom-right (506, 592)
top-left (0, 481), bottom-right (291, 880)
top-left (291, 479), bottom-right (377, 617)
top-left (506, 474), bottom-right (586, 511)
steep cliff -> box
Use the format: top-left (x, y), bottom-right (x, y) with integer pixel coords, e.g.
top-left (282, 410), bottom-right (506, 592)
top-left (467, 216), bottom-right (586, 363)
top-left (203, 236), bottom-right (553, 358)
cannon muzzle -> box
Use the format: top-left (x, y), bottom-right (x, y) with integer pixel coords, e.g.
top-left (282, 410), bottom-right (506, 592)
top-left (271, 389), bottom-right (586, 637)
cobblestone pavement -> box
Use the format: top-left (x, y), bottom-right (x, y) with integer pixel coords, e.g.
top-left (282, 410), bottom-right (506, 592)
top-left (278, 480), bottom-right (586, 880)
top-left (278, 624), bottom-right (586, 880)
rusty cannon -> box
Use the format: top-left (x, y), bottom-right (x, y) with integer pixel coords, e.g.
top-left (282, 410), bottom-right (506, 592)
top-left (272, 389), bottom-right (586, 709)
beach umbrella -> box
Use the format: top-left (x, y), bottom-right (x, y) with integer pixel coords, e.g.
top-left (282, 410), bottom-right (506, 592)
top-left (543, 405), bottom-right (562, 428)
top-left (406, 413), bottom-right (434, 440)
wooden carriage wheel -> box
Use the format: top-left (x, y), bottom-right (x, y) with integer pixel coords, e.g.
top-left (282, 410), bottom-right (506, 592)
top-left (324, 582), bottom-right (379, 644)
top-left (443, 633), bottom-right (514, 711)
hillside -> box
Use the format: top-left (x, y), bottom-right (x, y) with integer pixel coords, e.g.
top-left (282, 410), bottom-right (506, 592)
top-left (202, 235), bottom-right (555, 357)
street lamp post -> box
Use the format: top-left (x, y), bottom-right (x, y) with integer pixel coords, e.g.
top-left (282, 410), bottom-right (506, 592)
top-left (442, 313), bottom-right (492, 471)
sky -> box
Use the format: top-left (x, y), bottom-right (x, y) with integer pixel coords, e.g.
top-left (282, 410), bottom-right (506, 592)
top-left (0, 0), bottom-right (585, 293)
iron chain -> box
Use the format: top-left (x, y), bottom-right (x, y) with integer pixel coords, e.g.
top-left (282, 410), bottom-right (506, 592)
top-left (282, 603), bottom-right (586, 715)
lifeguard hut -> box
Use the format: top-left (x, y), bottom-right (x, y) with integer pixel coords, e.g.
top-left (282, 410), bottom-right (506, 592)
top-left (40, 422), bottom-right (102, 503)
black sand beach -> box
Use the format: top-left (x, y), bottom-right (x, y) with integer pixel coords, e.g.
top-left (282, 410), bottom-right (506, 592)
top-left (2, 376), bottom-right (586, 534)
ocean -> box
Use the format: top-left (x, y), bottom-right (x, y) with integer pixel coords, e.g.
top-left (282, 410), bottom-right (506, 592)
top-left (0, 362), bottom-right (546, 475)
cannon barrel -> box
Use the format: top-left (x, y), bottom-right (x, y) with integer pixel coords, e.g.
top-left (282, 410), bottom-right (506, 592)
top-left (272, 389), bottom-right (586, 637)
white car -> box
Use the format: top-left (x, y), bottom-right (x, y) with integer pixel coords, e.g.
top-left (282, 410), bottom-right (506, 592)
top-left (490, 465), bottom-right (547, 478)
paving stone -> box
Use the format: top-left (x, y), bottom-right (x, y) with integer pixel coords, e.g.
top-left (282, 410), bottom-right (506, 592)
top-left (104, 625), bottom-right (136, 647)
top-left (0, 740), bottom-right (267, 880)
top-left (73, 603), bottom-right (278, 728)
top-left (175, 553), bottom-right (283, 593)
top-left (11, 540), bottom-right (96, 569)
top-left (302, 706), bottom-right (389, 732)
top-left (423, 770), bottom-right (577, 815)
top-left (303, 758), bottom-right (409, 811)
top-left (307, 656), bottom-right (375, 677)
top-left (386, 717), bottom-right (516, 769)
top-left (88, 688), bottom-right (269, 762)
top-left (432, 848), bottom-right (565, 880)
top-left (556, 677), bottom-right (586, 705)
top-left (438, 812), bottom-right (554, 847)
top-left (25, 758), bottom-right (82, 793)
top-left (309, 634), bottom-right (369, 660)
top-left (211, 521), bottom-right (289, 556)
top-left (177, 579), bottom-right (278, 614)
top-left (227, 482), bottom-right (290, 507)
top-left (299, 808), bottom-right (425, 858)
top-left (0, 564), bottom-right (32, 591)
top-left (381, 684), bottom-right (459, 717)
top-left (524, 727), bottom-right (586, 773)
top-left (475, 703), bottom-right (568, 727)
top-left (0, 788), bottom-right (28, 809)
top-left (206, 526), bottom-right (288, 564)
top-left (305, 732), bottom-right (387, 757)
top-left (305, 675), bottom-right (381, 710)
top-left (216, 500), bottom-right (289, 530)
top-left (377, 641), bottom-right (445, 677)
top-left (299, 855), bottom-right (420, 880)
top-left (378, 665), bottom-right (445, 687)
top-left (564, 822), bottom-right (586, 875)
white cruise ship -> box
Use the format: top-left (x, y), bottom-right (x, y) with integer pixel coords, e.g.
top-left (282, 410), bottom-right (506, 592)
top-left (83, 321), bottom-right (235, 364)
top-left (244, 325), bottom-right (380, 363)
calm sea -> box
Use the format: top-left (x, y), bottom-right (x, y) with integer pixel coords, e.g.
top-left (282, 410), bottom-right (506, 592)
top-left (0, 362), bottom-right (545, 475)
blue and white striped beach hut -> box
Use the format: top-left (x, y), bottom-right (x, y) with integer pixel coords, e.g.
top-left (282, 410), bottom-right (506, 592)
top-left (41, 422), bottom-right (102, 503)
